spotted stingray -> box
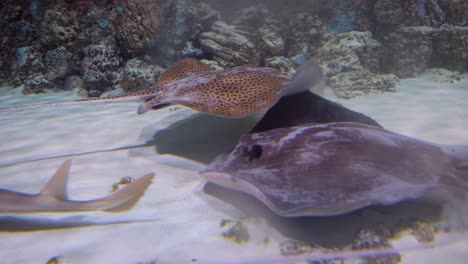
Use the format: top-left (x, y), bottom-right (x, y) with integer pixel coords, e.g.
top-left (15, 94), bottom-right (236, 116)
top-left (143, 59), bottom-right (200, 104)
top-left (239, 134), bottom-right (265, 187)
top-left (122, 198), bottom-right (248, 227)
top-left (139, 58), bottom-right (328, 118)
top-left (0, 58), bottom-right (325, 119)
top-left (200, 122), bottom-right (468, 216)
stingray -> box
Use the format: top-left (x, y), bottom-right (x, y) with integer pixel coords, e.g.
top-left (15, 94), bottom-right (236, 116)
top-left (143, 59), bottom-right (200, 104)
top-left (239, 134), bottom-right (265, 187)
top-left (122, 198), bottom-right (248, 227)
top-left (200, 122), bottom-right (468, 217)
top-left (0, 159), bottom-right (154, 213)
top-left (0, 58), bottom-right (300, 118)
top-left (0, 58), bottom-right (380, 128)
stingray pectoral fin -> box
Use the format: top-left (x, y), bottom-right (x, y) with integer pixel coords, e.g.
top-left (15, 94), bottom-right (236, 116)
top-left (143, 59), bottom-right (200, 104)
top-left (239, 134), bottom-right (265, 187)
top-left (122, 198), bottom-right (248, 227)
top-left (250, 91), bottom-right (382, 133)
top-left (103, 173), bottom-right (155, 212)
top-left (282, 60), bottom-right (326, 97)
top-left (157, 58), bottom-right (213, 85)
top-left (39, 159), bottom-right (72, 200)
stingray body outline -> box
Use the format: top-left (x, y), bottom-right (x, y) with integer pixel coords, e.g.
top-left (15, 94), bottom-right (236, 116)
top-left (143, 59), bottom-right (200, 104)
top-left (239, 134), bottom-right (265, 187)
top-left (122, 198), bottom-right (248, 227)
top-left (0, 59), bottom-right (324, 119)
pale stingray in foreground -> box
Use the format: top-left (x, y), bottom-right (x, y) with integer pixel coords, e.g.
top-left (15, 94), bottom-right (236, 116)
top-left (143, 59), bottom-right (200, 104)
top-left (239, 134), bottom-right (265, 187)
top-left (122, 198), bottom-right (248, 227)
top-left (0, 160), bottom-right (154, 213)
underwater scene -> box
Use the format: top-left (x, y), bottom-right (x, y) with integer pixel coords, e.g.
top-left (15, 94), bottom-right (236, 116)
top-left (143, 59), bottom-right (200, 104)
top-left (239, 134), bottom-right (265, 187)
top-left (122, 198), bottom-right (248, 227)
top-left (0, 0), bottom-right (467, 263)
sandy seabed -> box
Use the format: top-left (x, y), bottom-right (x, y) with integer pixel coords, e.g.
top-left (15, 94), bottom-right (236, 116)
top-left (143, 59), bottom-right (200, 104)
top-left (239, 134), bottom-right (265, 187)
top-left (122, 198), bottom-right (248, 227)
top-left (0, 71), bottom-right (467, 264)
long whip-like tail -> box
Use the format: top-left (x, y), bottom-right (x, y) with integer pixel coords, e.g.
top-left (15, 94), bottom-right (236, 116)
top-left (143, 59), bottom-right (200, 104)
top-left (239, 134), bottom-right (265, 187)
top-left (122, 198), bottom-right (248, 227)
top-left (0, 89), bottom-right (160, 113)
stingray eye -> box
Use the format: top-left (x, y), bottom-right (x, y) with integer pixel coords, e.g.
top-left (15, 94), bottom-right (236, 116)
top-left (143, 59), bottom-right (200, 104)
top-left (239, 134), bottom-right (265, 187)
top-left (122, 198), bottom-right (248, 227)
top-left (241, 144), bottom-right (263, 161)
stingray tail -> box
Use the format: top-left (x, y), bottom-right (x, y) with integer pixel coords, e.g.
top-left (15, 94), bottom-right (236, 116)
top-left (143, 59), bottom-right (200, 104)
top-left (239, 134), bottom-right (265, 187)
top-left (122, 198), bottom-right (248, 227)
top-left (282, 60), bottom-right (326, 97)
top-left (0, 90), bottom-right (157, 113)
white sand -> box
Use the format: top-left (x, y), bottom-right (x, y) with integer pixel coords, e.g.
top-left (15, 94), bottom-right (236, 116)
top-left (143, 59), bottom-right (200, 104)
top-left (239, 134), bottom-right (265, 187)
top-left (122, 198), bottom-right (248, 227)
top-left (0, 70), bottom-right (467, 263)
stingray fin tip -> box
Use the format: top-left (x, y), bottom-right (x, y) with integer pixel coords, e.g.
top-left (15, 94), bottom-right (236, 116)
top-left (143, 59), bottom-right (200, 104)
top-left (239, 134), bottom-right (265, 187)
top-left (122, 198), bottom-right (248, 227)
top-left (137, 104), bottom-right (148, 115)
top-left (39, 159), bottom-right (72, 200)
top-left (103, 173), bottom-right (155, 212)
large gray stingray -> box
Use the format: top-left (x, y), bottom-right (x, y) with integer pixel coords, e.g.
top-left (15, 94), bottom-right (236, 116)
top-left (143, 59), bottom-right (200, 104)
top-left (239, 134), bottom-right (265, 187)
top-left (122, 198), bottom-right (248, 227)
top-left (200, 122), bottom-right (468, 216)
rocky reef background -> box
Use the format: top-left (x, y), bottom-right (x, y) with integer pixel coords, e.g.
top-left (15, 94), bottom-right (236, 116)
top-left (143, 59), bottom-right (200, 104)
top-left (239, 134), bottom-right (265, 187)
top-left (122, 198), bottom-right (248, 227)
top-left (0, 0), bottom-right (466, 98)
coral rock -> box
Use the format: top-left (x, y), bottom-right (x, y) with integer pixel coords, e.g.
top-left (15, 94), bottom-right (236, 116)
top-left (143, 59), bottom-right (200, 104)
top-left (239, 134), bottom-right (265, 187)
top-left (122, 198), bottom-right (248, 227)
top-left (0, 0), bottom-right (23, 22)
top-left (381, 25), bottom-right (467, 77)
top-left (0, 1), bottom-right (35, 76)
top-left (199, 21), bottom-right (259, 67)
top-left (11, 46), bottom-right (45, 86)
top-left (121, 58), bottom-right (164, 93)
top-left (431, 25), bottom-right (468, 72)
top-left (280, 239), bottom-right (342, 263)
top-left (75, 2), bottom-right (114, 46)
top-left (211, 5), bottom-right (286, 63)
top-left (22, 75), bottom-right (54, 95)
top-left (264, 56), bottom-right (294, 73)
top-left (330, 69), bottom-right (399, 99)
top-left (161, 0), bottom-right (219, 45)
top-left (257, 22), bottom-right (285, 58)
top-left (374, 0), bottom-right (444, 27)
top-left (318, 31), bottom-right (381, 74)
top-left (374, 0), bottom-right (466, 27)
top-left (81, 41), bottom-right (123, 95)
top-left (427, 68), bottom-right (463, 83)
top-left (380, 26), bottom-right (433, 78)
top-left (39, 4), bottom-right (79, 48)
top-left (155, 0), bottom-right (220, 66)
top-left (231, 5), bottom-right (271, 29)
top-left (286, 13), bottom-right (325, 60)
top-left (44, 46), bottom-right (73, 81)
top-left (110, 0), bottom-right (162, 56)
top-left (10, 19), bottom-right (39, 47)
top-left (352, 229), bottom-right (401, 264)
top-left (64, 75), bottom-right (84, 92)
top-left (199, 59), bottom-right (223, 70)
top-left (182, 41), bottom-right (207, 59)
top-left (317, 31), bottom-right (399, 98)
top-left (443, 0), bottom-right (468, 26)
